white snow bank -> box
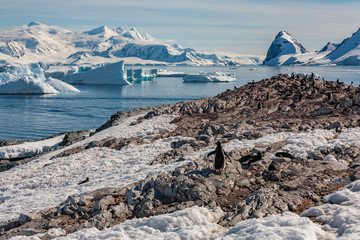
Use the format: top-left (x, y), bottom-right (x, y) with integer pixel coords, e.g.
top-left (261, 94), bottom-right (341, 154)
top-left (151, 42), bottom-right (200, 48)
top-left (0, 134), bottom-right (64, 159)
top-left (0, 62), bottom-right (79, 94)
top-left (281, 129), bottom-right (335, 159)
top-left (324, 127), bottom-right (360, 149)
top-left (13, 207), bottom-right (225, 240)
top-left (64, 61), bottom-right (131, 85)
top-left (222, 212), bottom-right (334, 240)
top-left (302, 180), bottom-right (360, 239)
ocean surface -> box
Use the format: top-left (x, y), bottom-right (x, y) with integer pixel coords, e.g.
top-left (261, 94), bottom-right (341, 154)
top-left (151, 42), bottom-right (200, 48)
top-left (1, 65), bottom-right (360, 141)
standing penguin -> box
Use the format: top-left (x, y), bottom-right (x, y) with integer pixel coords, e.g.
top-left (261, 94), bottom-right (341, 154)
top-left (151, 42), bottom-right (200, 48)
top-left (207, 141), bottom-right (230, 173)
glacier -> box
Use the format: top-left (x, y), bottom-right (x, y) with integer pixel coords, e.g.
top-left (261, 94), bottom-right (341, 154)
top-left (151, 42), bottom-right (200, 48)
top-left (0, 61), bottom-right (79, 94)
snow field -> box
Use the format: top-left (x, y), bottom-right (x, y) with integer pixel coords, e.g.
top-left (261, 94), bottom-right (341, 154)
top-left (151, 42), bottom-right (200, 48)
top-left (0, 114), bottom-right (179, 221)
top-left (221, 212), bottom-right (334, 240)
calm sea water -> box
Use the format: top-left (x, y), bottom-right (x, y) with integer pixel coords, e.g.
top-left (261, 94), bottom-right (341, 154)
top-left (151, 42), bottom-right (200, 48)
top-left (1, 65), bottom-right (360, 141)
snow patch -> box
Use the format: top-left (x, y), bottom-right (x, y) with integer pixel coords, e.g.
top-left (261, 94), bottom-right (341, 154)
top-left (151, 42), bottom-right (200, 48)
top-left (0, 135), bottom-right (64, 159)
top-left (222, 212), bottom-right (334, 240)
top-left (302, 180), bottom-right (360, 239)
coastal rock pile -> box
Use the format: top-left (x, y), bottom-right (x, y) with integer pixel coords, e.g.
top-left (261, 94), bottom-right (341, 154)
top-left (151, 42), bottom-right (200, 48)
top-left (1, 136), bottom-right (357, 237)
top-left (2, 74), bottom-right (360, 238)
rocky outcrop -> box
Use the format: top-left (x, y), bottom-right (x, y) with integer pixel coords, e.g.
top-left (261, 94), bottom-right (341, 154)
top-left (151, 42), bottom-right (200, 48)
top-left (3, 134), bottom-right (357, 239)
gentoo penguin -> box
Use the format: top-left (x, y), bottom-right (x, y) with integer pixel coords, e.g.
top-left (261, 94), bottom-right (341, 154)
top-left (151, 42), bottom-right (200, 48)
top-left (275, 152), bottom-right (295, 159)
top-left (239, 151), bottom-right (262, 165)
top-left (78, 177), bottom-right (90, 185)
top-left (207, 141), bottom-right (230, 173)
top-left (266, 92), bottom-right (270, 101)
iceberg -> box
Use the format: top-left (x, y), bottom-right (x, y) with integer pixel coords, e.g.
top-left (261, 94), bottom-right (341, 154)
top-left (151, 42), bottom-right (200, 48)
top-left (156, 69), bottom-right (186, 77)
top-left (183, 71), bottom-right (236, 82)
top-left (64, 61), bottom-right (131, 85)
top-left (0, 76), bottom-right (58, 94)
top-left (126, 68), bottom-right (155, 82)
top-left (45, 77), bottom-right (80, 92)
top-left (0, 62), bottom-right (79, 94)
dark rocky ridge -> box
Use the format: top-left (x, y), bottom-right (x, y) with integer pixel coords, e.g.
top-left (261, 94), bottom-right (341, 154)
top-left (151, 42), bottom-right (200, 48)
top-left (2, 74), bottom-right (360, 239)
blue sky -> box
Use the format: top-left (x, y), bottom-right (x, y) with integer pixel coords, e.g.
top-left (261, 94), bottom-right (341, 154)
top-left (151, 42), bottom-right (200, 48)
top-left (0, 0), bottom-right (359, 55)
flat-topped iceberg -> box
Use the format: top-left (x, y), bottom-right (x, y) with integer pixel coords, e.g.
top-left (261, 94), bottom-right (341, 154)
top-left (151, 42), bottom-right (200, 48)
top-left (183, 71), bottom-right (236, 82)
top-left (64, 61), bottom-right (131, 85)
top-left (156, 69), bottom-right (186, 77)
top-left (0, 61), bottom-right (80, 94)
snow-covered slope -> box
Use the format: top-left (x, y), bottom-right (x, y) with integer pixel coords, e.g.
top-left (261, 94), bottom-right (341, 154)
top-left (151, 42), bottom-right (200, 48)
top-left (319, 28), bottom-right (360, 65)
top-left (0, 22), bottom-right (257, 66)
top-left (264, 27), bottom-right (360, 66)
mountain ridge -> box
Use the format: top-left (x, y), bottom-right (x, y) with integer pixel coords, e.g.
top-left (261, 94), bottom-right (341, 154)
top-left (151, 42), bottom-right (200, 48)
top-left (264, 27), bottom-right (360, 66)
top-left (0, 22), bottom-right (263, 66)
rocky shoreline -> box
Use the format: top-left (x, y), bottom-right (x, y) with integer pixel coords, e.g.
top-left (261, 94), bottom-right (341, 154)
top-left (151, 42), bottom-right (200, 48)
top-left (1, 74), bottom-right (360, 239)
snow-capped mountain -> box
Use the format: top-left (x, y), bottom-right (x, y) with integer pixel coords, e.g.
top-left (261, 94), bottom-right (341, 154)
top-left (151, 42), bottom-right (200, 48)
top-left (0, 22), bottom-right (261, 66)
top-left (264, 28), bottom-right (360, 66)
top-left (263, 31), bottom-right (307, 66)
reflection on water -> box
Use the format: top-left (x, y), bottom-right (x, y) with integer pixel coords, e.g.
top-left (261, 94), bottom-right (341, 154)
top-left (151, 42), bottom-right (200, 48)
top-left (0, 65), bottom-right (359, 140)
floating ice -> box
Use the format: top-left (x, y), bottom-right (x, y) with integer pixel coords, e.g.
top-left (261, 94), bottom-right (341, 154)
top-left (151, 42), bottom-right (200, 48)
top-left (0, 61), bottom-right (79, 94)
top-left (183, 71), bottom-right (236, 82)
top-left (64, 61), bottom-right (131, 85)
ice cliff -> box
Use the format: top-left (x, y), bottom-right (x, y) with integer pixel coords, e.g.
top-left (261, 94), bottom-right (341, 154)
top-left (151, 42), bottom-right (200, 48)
top-left (64, 61), bottom-right (130, 85)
